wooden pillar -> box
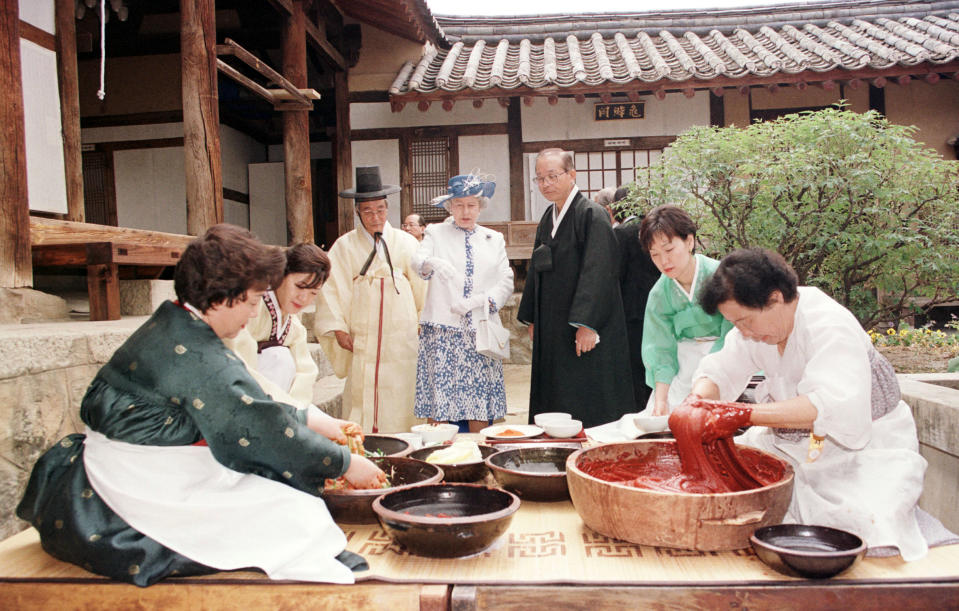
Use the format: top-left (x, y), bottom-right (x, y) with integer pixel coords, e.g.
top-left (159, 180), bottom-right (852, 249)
top-left (181, 0), bottom-right (222, 236)
top-left (507, 97), bottom-right (524, 221)
top-left (333, 69), bottom-right (353, 235)
top-left (0, 0), bottom-right (31, 288)
top-left (281, 1), bottom-right (312, 244)
top-left (55, 0), bottom-right (84, 222)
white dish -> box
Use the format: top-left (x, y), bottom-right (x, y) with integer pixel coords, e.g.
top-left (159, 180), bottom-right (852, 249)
top-left (479, 424), bottom-right (544, 440)
top-left (533, 412), bottom-right (572, 427)
top-left (632, 415), bottom-right (669, 434)
top-left (411, 423), bottom-right (459, 445)
top-left (542, 419), bottom-right (582, 438)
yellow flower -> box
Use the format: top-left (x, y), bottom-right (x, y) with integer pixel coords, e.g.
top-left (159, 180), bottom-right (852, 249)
top-left (887, 328), bottom-right (895, 335)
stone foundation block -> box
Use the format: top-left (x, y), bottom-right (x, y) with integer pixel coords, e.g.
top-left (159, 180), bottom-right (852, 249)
top-left (119, 280), bottom-right (176, 316)
top-left (0, 288), bottom-right (68, 324)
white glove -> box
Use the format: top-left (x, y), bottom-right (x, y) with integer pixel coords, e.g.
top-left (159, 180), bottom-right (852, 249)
top-left (426, 257), bottom-right (457, 283)
top-left (451, 294), bottom-right (487, 316)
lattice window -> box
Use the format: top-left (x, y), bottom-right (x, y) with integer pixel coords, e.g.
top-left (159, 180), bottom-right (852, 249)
top-left (572, 149), bottom-right (664, 200)
top-left (410, 137), bottom-right (451, 222)
top-left (82, 150), bottom-right (117, 226)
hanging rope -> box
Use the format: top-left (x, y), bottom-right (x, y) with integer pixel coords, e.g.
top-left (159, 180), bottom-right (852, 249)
top-left (96, 0), bottom-right (106, 100)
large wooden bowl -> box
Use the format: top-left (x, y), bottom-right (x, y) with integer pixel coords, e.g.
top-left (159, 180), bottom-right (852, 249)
top-left (321, 456), bottom-right (443, 524)
top-left (566, 441), bottom-right (794, 551)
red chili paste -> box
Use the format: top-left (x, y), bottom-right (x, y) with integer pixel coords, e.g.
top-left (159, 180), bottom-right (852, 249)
top-left (579, 399), bottom-right (784, 494)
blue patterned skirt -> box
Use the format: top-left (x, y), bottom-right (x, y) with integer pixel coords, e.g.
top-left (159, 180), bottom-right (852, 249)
top-left (414, 322), bottom-right (507, 421)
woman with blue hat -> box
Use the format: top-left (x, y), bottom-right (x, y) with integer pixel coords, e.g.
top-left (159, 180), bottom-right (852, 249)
top-left (412, 172), bottom-right (514, 432)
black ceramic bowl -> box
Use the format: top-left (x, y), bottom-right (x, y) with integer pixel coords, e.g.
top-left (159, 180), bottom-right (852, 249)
top-left (485, 446), bottom-right (576, 501)
top-left (406, 445), bottom-right (500, 482)
top-left (321, 456), bottom-right (443, 524)
top-left (750, 524), bottom-right (867, 579)
top-left (372, 483), bottom-right (520, 558)
top-left (363, 434), bottom-right (412, 457)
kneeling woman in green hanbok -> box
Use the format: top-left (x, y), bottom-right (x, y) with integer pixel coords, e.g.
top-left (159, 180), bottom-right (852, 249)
top-left (17, 225), bottom-right (386, 587)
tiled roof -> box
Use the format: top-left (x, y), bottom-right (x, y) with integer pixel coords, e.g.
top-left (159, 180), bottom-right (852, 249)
top-left (389, 1), bottom-right (959, 99)
top-left (336, 0), bottom-right (446, 47)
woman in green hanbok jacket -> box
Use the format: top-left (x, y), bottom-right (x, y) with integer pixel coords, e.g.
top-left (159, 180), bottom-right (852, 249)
top-left (16, 225), bottom-right (386, 587)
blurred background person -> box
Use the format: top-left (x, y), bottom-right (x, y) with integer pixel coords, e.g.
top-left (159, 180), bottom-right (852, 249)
top-left (593, 186), bottom-right (619, 228)
top-left (413, 173), bottom-right (514, 433)
top-left (402, 213), bottom-right (426, 241)
top-left (611, 186), bottom-right (660, 410)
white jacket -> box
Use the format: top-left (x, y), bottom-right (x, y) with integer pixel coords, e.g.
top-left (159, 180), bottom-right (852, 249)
top-left (413, 217), bottom-right (514, 328)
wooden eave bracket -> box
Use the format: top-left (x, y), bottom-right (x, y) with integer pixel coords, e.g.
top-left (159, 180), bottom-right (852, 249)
top-left (216, 38), bottom-right (317, 110)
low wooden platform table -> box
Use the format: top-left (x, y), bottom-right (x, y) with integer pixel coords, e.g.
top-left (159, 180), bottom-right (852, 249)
top-left (2, 496), bottom-right (957, 609)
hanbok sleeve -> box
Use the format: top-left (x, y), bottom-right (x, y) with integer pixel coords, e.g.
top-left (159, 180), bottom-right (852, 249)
top-left (642, 279), bottom-right (681, 387)
top-left (185, 357), bottom-right (351, 496)
top-left (313, 238), bottom-right (354, 378)
top-left (517, 223), bottom-right (547, 325)
top-left (795, 321), bottom-right (873, 449)
top-left (693, 328), bottom-right (759, 401)
top-left (285, 318), bottom-right (319, 407)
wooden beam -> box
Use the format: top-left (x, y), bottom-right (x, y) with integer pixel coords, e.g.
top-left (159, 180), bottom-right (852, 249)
top-left (0, 0), bottom-right (31, 287)
top-left (282, 0), bottom-right (313, 244)
top-left (217, 38), bottom-right (311, 108)
top-left (29, 217), bottom-right (193, 248)
top-left (18, 19), bottom-right (54, 51)
top-left (472, 98), bottom-right (484, 108)
top-left (333, 70), bottom-right (353, 235)
top-left (507, 97), bottom-right (524, 222)
top-left (181, 0), bottom-right (223, 236)
top-left (304, 18), bottom-right (346, 71)
top-left (55, 0), bottom-right (84, 222)
top-left (398, 132), bottom-right (412, 220)
top-left (217, 59), bottom-right (278, 105)
top-left (522, 135), bottom-right (677, 154)
top-left (925, 73), bottom-right (940, 85)
top-left (352, 123), bottom-right (508, 141)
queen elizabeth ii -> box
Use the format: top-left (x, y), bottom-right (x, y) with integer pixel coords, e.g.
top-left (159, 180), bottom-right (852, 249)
top-left (412, 173), bottom-right (515, 433)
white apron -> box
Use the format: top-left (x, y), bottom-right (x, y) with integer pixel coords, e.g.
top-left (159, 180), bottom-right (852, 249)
top-left (258, 345), bottom-right (297, 396)
top-left (82, 428), bottom-right (355, 583)
top-left (645, 338), bottom-right (717, 413)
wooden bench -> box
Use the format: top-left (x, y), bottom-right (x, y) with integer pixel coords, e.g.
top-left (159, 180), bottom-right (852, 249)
top-left (482, 221), bottom-right (537, 260)
top-left (30, 217), bottom-right (194, 321)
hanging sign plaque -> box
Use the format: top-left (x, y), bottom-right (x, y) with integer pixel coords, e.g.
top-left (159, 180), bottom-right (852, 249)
top-left (594, 102), bottom-right (645, 121)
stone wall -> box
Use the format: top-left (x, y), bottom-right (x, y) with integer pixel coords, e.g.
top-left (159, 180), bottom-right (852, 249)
top-left (0, 318), bottom-right (144, 540)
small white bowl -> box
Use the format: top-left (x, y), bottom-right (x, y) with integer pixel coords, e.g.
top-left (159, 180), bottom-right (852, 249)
top-left (542, 419), bottom-right (583, 438)
top-left (632, 415), bottom-right (669, 434)
top-left (411, 423), bottom-right (459, 446)
top-left (533, 412), bottom-right (573, 427)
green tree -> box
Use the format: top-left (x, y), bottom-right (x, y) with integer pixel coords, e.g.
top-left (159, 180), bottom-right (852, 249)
top-left (619, 106), bottom-right (959, 328)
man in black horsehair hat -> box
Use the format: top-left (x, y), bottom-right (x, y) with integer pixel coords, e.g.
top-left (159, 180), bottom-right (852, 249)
top-left (313, 166), bottom-right (426, 433)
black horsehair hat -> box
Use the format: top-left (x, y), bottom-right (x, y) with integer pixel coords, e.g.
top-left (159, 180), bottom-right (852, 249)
top-left (339, 165), bottom-right (401, 202)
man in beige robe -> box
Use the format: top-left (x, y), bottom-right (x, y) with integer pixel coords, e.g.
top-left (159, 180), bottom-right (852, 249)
top-left (314, 166), bottom-right (426, 433)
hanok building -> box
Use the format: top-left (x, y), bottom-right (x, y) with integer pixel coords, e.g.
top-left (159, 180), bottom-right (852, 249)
top-left (3, 0), bottom-right (959, 315)
top-left (367, 0), bottom-right (959, 233)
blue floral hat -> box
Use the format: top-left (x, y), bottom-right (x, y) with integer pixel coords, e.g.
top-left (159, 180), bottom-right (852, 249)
top-left (432, 171), bottom-right (495, 208)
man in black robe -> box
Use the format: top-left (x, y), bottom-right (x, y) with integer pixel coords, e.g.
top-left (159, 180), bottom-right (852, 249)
top-left (611, 186), bottom-right (660, 411)
top-left (518, 149), bottom-right (634, 428)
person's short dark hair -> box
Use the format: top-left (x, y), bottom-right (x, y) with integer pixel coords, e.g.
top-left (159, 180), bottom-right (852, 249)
top-left (174, 224), bottom-right (285, 312)
top-left (700, 248), bottom-right (800, 314)
top-left (408, 214), bottom-right (425, 227)
top-left (613, 186), bottom-right (630, 203)
top-left (638, 204), bottom-right (697, 252)
top-left (285, 242), bottom-right (330, 289)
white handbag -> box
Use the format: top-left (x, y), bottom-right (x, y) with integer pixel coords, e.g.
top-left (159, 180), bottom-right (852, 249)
top-left (475, 307), bottom-right (510, 360)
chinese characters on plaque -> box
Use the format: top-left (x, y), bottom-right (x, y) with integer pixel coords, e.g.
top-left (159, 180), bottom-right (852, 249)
top-left (594, 102), bottom-right (645, 121)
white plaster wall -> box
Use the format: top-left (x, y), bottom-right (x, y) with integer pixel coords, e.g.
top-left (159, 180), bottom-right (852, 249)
top-left (83, 123), bottom-right (184, 143)
top-left (352, 101), bottom-right (506, 129)
top-left (21, 39), bottom-right (67, 214)
top-left (114, 147), bottom-right (187, 233)
top-left (350, 139), bottom-right (402, 228)
top-left (267, 141), bottom-right (332, 162)
top-left (458, 135), bottom-right (510, 223)
top-left (224, 200), bottom-right (249, 229)
top-left (19, 0), bottom-right (54, 32)
top-left (521, 93), bottom-right (709, 141)
top-left (221, 125), bottom-right (265, 193)
top-left (249, 162), bottom-right (287, 246)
